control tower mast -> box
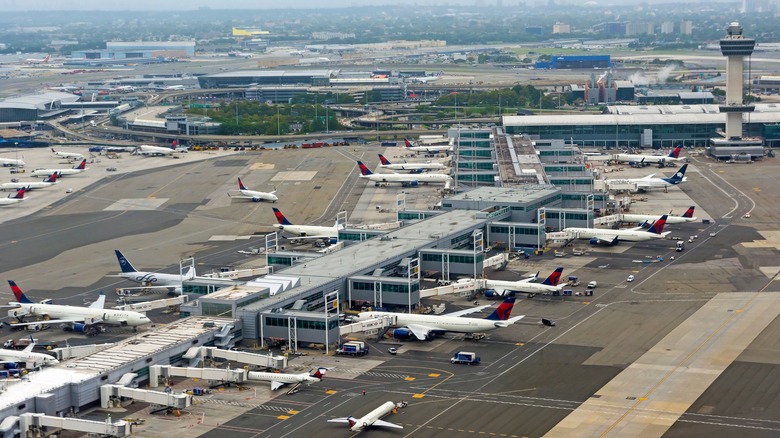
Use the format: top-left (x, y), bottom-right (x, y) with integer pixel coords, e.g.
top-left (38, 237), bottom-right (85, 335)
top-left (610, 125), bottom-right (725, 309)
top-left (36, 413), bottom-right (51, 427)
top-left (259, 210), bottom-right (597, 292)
top-left (719, 21), bottom-right (755, 140)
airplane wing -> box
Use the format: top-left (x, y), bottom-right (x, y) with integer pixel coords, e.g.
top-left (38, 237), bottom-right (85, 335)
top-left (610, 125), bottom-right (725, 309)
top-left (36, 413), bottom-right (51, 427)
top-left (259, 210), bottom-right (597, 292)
top-left (270, 381), bottom-right (286, 391)
top-left (494, 315), bottom-right (526, 327)
top-left (589, 235), bottom-right (619, 245)
top-left (11, 317), bottom-right (97, 327)
top-left (404, 323), bottom-right (438, 341)
top-left (373, 419), bottom-right (404, 429)
top-left (447, 304), bottom-right (493, 317)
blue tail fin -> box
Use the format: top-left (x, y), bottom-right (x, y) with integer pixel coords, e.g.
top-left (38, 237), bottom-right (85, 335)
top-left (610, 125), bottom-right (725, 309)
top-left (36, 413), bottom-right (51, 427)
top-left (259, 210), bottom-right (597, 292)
top-left (272, 208), bottom-right (293, 225)
top-left (661, 164), bottom-right (687, 184)
top-left (485, 296), bottom-right (516, 320)
top-left (647, 215), bottom-right (668, 235)
top-left (540, 267), bottom-right (564, 286)
top-left (114, 250), bottom-right (138, 273)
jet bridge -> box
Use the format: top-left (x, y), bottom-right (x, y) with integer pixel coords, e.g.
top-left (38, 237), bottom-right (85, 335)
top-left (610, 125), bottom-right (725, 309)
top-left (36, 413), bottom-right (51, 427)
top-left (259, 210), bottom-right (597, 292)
top-left (50, 342), bottom-right (114, 361)
top-left (338, 315), bottom-right (397, 336)
top-left (115, 295), bottom-right (188, 312)
top-left (149, 365), bottom-right (246, 388)
top-left (100, 384), bottom-right (192, 409)
top-left (420, 279), bottom-right (481, 298)
top-left (17, 413), bottom-right (132, 437)
top-left (181, 346), bottom-right (287, 369)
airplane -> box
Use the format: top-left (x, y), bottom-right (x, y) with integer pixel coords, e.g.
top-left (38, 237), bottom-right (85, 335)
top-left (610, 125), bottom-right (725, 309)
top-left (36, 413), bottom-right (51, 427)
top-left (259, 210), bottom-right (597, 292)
top-left (24, 54), bottom-right (50, 65)
top-left (227, 178), bottom-right (278, 202)
top-left (113, 250), bottom-right (195, 289)
top-left (0, 336), bottom-right (59, 368)
top-left (0, 157), bottom-right (25, 168)
top-left (0, 188), bottom-right (26, 206)
top-left (5, 281), bottom-right (152, 333)
top-left (404, 138), bottom-right (453, 154)
top-left (482, 267), bottom-right (565, 298)
top-left (352, 296), bottom-right (525, 341)
top-left (612, 146), bottom-right (684, 166)
top-left (327, 401), bottom-right (405, 432)
top-left (51, 148), bottom-right (85, 161)
top-left (621, 206), bottom-right (697, 225)
top-left (356, 161), bottom-right (451, 187)
top-left (30, 159), bottom-right (87, 177)
top-left (409, 75), bottom-right (442, 83)
top-left (606, 164), bottom-right (688, 192)
top-left (163, 85), bottom-right (187, 91)
top-left (564, 215), bottom-right (670, 245)
top-left (111, 85), bottom-right (136, 93)
top-left (227, 51), bottom-right (253, 58)
top-left (0, 173), bottom-right (57, 191)
top-left (271, 208), bottom-right (342, 242)
top-left (247, 367), bottom-right (326, 391)
top-left (377, 154), bottom-right (447, 173)
top-left (133, 144), bottom-right (176, 156)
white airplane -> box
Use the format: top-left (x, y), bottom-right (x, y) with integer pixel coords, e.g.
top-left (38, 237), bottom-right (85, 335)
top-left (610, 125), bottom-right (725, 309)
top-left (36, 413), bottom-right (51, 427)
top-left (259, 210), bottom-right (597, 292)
top-left (271, 208), bottom-right (342, 242)
top-left (24, 54), bottom-right (50, 65)
top-left (0, 173), bottom-right (57, 191)
top-left (133, 144), bottom-right (176, 156)
top-left (113, 250), bottom-right (194, 289)
top-left (247, 367), bottom-right (326, 391)
top-left (564, 215), bottom-right (671, 245)
top-left (227, 178), bottom-right (278, 202)
top-left (328, 401), bottom-right (405, 432)
top-left (606, 164), bottom-right (688, 191)
top-left (0, 336), bottom-right (59, 368)
top-left (228, 51), bottom-right (253, 58)
top-left (163, 85), bottom-right (187, 91)
top-left (357, 161), bottom-right (451, 187)
top-left (404, 138), bottom-right (453, 154)
top-left (6, 281), bottom-right (152, 332)
top-left (613, 146), bottom-right (684, 165)
top-left (31, 159), bottom-right (87, 177)
top-left (0, 188), bottom-right (26, 206)
top-left (0, 157), bottom-right (25, 167)
top-left (51, 148), bottom-right (85, 161)
top-left (352, 296), bottom-right (524, 341)
top-left (480, 267), bottom-right (565, 298)
top-left (377, 154), bottom-right (447, 173)
top-left (621, 206), bottom-right (697, 225)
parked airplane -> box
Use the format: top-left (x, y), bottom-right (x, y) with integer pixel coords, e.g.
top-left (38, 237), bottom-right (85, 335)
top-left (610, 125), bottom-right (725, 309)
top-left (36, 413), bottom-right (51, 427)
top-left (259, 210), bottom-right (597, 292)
top-left (271, 208), bottom-right (342, 242)
top-left (352, 296), bottom-right (524, 341)
top-left (31, 159), bottom-right (87, 177)
top-left (0, 157), bottom-right (25, 167)
top-left (607, 164), bottom-right (688, 191)
top-left (0, 189), bottom-right (25, 206)
top-left (227, 178), bottom-right (277, 202)
top-left (0, 336), bottom-right (59, 368)
top-left (134, 144), bottom-right (176, 156)
top-left (482, 267), bottom-right (565, 298)
top-left (377, 154), bottom-right (447, 173)
top-left (247, 367), bottom-right (326, 391)
top-left (564, 215), bottom-right (670, 245)
top-left (227, 51), bottom-right (253, 59)
top-left (621, 206), bottom-right (697, 225)
top-left (6, 281), bottom-right (151, 333)
top-left (328, 401), bottom-right (405, 432)
top-left (612, 146), bottom-right (684, 165)
top-left (163, 85), bottom-right (187, 91)
top-left (0, 173), bottom-right (57, 191)
top-left (24, 55), bottom-right (50, 65)
top-left (357, 161), bottom-right (451, 187)
top-left (113, 250), bottom-right (195, 290)
top-left (51, 148), bottom-right (85, 161)
top-left (404, 138), bottom-right (453, 154)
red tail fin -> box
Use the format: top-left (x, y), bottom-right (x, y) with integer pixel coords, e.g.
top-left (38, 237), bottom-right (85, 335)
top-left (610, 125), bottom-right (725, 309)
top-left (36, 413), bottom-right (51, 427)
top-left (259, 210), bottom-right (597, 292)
top-left (12, 188), bottom-right (25, 199)
top-left (670, 146), bottom-right (682, 158)
top-left (378, 154), bottom-right (392, 165)
top-left (75, 159), bottom-right (86, 170)
top-left (356, 161), bottom-right (372, 176)
top-left (404, 139), bottom-right (413, 148)
top-left (238, 178), bottom-right (248, 190)
top-left (683, 206), bottom-right (695, 218)
top-left (647, 215), bottom-right (668, 234)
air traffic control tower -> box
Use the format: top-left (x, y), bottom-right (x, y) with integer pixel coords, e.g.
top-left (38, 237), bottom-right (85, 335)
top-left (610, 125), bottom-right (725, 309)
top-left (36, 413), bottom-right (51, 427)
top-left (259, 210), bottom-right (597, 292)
top-left (711, 22), bottom-right (763, 159)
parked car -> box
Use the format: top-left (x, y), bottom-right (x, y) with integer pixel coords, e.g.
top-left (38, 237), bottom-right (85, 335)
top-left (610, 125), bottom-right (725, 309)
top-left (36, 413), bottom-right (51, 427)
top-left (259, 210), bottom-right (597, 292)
top-left (627, 275), bottom-right (635, 282)
top-left (388, 347), bottom-right (398, 355)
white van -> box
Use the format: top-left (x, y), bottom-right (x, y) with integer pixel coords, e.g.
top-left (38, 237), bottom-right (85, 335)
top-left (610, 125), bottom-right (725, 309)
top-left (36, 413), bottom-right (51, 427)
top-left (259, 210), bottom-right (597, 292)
top-left (587, 281), bottom-right (598, 288)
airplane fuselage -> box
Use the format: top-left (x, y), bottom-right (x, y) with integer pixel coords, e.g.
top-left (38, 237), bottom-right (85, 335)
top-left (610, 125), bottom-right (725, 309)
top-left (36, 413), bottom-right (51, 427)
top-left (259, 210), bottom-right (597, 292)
top-left (613, 153), bottom-right (683, 164)
top-left (379, 162), bottom-right (447, 172)
top-left (120, 271), bottom-right (186, 287)
top-left (31, 168), bottom-right (83, 177)
top-left (247, 371), bottom-right (320, 387)
top-left (565, 227), bottom-right (670, 242)
top-left (356, 312), bottom-right (501, 334)
top-left (621, 214), bottom-right (695, 225)
top-left (8, 303), bottom-right (150, 327)
top-left (484, 279), bottom-right (561, 295)
top-left (0, 159), bottom-right (25, 167)
top-left (0, 181), bottom-right (55, 191)
top-left (239, 189), bottom-right (277, 202)
top-left (0, 348), bottom-right (59, 367)
top-left (350, 401), bottom-right (397, 432)
top-left (360, 173), bottom-right (451, 185)
top-left (274, 224), bottom-right (337, 239)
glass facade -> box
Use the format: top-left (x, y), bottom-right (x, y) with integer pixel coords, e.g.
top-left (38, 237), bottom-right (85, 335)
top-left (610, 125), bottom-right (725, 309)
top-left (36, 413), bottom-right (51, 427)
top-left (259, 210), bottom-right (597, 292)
top-left (202, 302), bottom-right (233, 317)
top-left (421, 253), bottom-right (482, 263)
top-left (265, 316), bottom-right (339, 330)
top-left (353, 282), bottom-right (419, 293)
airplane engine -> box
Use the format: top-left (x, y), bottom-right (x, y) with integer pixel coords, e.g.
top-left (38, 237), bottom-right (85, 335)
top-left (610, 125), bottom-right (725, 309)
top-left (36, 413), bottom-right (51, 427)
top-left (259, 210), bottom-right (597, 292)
top-left (328, 238), bottom-right (338, 245)
top-left (391, 328), bottom-right (413, 340)
top-left (3, 363), bottom-right (19, 370)
top-left (251, 197), bottom-right (262, 202)
top-left (71, 323), bottom-right (88, 333)
top-left (589, 237), bottom-right (601, 245)
top-left (8, 308), bottom-right (30, 319)
top-left (483, 289), bottom-right (499, 298)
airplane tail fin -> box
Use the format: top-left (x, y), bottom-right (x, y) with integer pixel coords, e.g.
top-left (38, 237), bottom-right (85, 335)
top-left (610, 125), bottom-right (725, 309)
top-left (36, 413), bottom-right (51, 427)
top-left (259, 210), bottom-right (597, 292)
top-left (378, 154), bottom-right (392, 165)
top-left (683, 206), bottom-right (695, 218)
top-left (74, 159), bottom-right (87, 170)
top-left (669, 146), bottom-right (682, 158)
top-left (43, 55), bottom-right (50, 62)
top-left (311, 367), bottom-right (327, 379)
top-left (347, 417), bottom-right (357, 428)
top-left (647, 215), bottom-right (668, 235)
top-left (89, 292), bottom-right (106, 309)
top-left (11, 188), bottom-right (25, 199)
top-left (51, 148), bottom-right (57, 154)
top-left (485, 296), bottom-right (516, 321)
top-left (540, 267), bottom-right (564, 286)
top-left (356, 161), bottom-right (373, 176)
top-left (44, 173), bottom-right (58, 183)
top-left (237, 177), bottom-right (249, 191)
top-left (7, 281), bottom-right (33, 304)
top-left (114, 250), bottom-right (138, 273)
top-left (663, 164), bottom-right (688, 184)
top-left (404, 139), bottom-right (414, 148)
top-left (183, 266), bottom-right (196, 280)
top-left (272, 208), bottom-right (293, 225)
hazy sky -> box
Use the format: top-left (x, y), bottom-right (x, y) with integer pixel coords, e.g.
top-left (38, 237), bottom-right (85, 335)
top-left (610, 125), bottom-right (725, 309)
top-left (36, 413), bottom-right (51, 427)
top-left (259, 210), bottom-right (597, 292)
top-left (6, 0), bottom-right (470, 11)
